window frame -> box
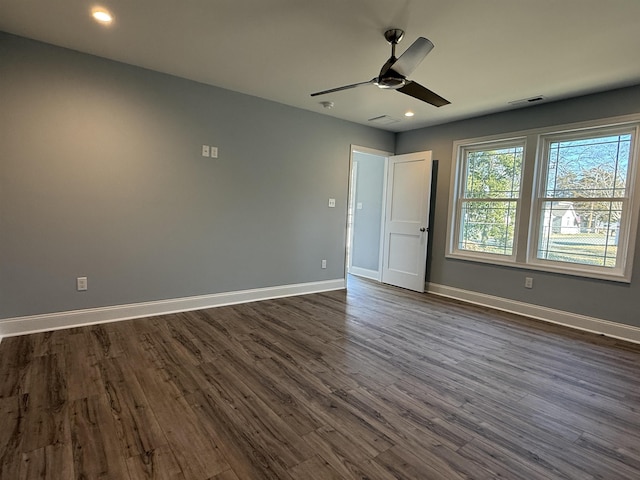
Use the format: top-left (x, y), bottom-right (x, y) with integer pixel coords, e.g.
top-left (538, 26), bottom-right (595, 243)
top-left (446, 114), bottom-right (640, 283)
top-left (528, 125), bottom-right (639, 280)
top-left (448, 137), bottom-right (527, 263)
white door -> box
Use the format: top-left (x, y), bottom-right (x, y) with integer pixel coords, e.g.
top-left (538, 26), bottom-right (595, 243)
top-left (381, 151), bottom-right (432, 292)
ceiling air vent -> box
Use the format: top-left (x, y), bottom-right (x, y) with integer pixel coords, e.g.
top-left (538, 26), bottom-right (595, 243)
top-left (368, 115), bottom-right (401, 125)
top-left (508, 95), bottom-right (545, 106)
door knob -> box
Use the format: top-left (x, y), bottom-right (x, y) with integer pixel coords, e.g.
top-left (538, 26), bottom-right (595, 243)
top-left (420, 227), bottom-right (427, 232)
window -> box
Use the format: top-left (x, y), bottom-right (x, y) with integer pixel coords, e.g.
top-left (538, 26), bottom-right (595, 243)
top-left (453, 140), bottom-right (525, 258)
top-left (447, 116), bottom-right (640, 282)
top-left (533, 129), bottom-right (633, 272)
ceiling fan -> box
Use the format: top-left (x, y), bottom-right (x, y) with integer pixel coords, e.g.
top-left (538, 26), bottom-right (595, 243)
top-left (311, 28), bottom-right (450, 108)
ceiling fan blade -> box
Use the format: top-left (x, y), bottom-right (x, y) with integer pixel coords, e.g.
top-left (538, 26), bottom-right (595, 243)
top-left (391, 37), bottom-right (434, 77)
top-left (398, 80), bottom-right (450, 107)
top-left (311, 79), bottom-right (376, 97)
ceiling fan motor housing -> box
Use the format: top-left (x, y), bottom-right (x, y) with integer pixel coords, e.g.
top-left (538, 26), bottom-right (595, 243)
top-left (376, 74), bottom-right (407, 89)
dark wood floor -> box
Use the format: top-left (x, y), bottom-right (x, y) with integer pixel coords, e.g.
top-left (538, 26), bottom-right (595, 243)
top-left (1, 276), bottom-right (640, 479)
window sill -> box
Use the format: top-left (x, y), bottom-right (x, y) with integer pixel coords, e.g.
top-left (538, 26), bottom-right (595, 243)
top-left (445, 251), bottom-right (631, 283)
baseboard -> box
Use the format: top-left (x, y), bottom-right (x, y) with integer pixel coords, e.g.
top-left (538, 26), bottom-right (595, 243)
top-left (0, 278), bottom-right (346, 339)
top-left (348, 266), bottom-right (380, 281)
top-left (426, 282), bottom-right (640, 345)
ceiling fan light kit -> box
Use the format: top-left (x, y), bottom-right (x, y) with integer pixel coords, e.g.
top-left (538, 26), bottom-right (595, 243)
top-left (311, 28), bottom-right (450, 108)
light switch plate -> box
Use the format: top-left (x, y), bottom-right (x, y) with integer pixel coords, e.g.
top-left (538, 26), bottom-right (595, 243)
top-left (202, 145), bottom-right (210, 157)
top-left (77, 276), bottom-right (88, 291)
top-left (210, 146), bottom-right (218, 158)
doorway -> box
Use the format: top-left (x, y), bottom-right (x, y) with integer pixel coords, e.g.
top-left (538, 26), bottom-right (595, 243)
top-left (346, 146), bottom-right (433, 292)
top-left (346, 147), bottom-right (390, 281)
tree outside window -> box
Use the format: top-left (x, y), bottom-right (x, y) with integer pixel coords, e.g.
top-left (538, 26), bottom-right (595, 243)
top-left (457, 143), bottom-right (524, 256)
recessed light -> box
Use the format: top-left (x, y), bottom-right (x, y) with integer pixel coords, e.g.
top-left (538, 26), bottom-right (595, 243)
top-left (92, 7), bottom-right (113, 25)
top-left (404, 111), bottom-right (415, 117)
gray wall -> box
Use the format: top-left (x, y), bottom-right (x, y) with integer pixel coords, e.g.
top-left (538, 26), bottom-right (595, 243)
top-left (0, 32), bottom-right (394, 318)
top-left (350, 152), bottom-right (386, 273)
top-left (3, 30), bottom-right (639, 329)
top-left (397, 85), bottom-right (640, 328)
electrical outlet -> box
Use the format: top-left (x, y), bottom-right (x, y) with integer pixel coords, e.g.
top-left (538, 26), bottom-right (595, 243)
top-left (525, 277), bottom-right (533, 289)
top-left (321, 259), bottom-right (327, 269)
top-left (202, 145), bottom-right (210, 157)
top-left (328, 198), bottom-right (336, 208)
top-left (77, 276), bottom-right (88, 291)
top-left (210, 146), bottom-right (218, 158)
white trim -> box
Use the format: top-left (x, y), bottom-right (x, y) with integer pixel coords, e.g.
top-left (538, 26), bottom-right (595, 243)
top-left (350, 145), bottom-right (394, 158)
top-left (348, 266), bottom-right (380, 281)
top-left (426, 282), bottom-right (640, 345)
top-left (379, 155), bottom-right (389, 283)
top-left (440, 252), bottom-right (632, 284)
top-left (0, 279), bottom-right (345, 339)
top-left (347, 159), bottom-right (358, 274)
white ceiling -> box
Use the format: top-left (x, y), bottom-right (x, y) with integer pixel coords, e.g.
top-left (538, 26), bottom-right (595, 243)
top-left (2, 0), bottom-right (640, 132)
